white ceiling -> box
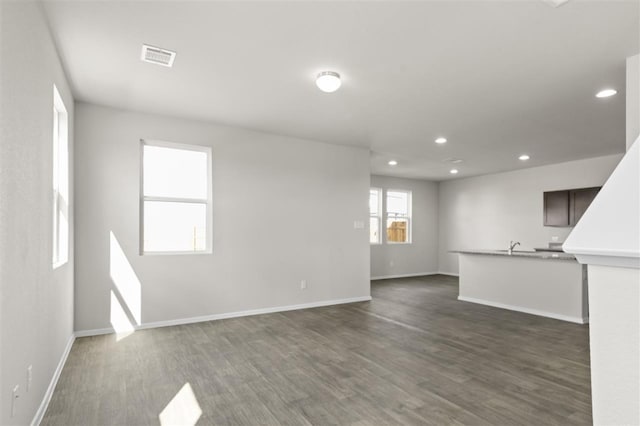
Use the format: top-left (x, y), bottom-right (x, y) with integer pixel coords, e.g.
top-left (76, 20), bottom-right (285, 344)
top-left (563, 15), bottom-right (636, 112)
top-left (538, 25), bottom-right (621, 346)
top-left (43, 0), bottom-right (638, 180)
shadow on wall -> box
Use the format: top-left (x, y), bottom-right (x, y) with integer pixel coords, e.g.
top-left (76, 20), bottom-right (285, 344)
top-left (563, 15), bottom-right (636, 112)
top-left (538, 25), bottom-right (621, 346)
top-left (109, 231), bottom-right (142, 341)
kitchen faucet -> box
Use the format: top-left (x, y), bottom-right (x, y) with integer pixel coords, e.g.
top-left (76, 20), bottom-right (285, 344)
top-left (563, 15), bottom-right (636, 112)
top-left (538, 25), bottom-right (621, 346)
top-left (508, 240), bottom-right (521, 255)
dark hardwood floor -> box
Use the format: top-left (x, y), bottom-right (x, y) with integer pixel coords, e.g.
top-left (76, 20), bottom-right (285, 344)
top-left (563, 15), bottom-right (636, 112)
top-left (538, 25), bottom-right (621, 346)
top-left (42, 275), bottom-right (592, 425)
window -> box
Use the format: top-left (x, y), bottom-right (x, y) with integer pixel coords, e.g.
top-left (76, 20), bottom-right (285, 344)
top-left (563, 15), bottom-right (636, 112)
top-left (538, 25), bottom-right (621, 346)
top-left (386, 190), bottom-right (411, 243)
top-left (141, 140), bottom-right (212, 254)
top-left (369, 188), bottom-right (382, 244)
top-left (52, 85), bottom-right (69, 268)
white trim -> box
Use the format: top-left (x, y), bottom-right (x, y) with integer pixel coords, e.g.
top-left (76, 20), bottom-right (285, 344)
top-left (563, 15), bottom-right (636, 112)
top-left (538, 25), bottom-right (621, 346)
top-left (75, 296), bottom-right (372, 337)
top-left (142, 250), bottom-right (211, 256)
top-left (457, 296), bottom-right (589, 324)
top-left (437, 271), bottom-right (460, 277)
top-left (572, 253), bottom-right (640, 269)
top-left (371, 272), bottom-right (438, 280)
top-left (31, 333), bottom-right (76, 426)
top-left (143, 196), bottom-right (208, 204)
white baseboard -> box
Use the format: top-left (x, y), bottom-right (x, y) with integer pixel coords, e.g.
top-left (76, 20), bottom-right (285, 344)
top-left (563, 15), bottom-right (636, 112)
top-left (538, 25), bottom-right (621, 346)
top-left (437, 271), bottom-right (460, 277)
top-left (75, 295), bottom-right (373, 337)
top-left (458, 296), bottom-right (588, 324)
top-left (31, 333), bottom-right (76, 426)
top-left (371, 272), bottom-right (439, 280)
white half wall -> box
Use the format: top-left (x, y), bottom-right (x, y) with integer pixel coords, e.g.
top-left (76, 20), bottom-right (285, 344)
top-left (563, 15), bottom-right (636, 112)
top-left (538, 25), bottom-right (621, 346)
top-left (459, 254), bottom-right (587, 323)
top-left (438, 154), bottom-right (622, 275)
top-left (370, 175), bottom-right (438, 279)
top-left (627, 54), bottom-right (639, 151)
top-left (587, 265), bottom-right (639, 425)
top-left (0, 2), bottom-right (75, 425)
top-left (74, 103), bottom-right (370, 332)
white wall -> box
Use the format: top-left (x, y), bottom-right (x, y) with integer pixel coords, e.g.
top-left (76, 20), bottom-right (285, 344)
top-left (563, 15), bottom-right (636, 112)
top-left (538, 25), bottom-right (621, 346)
top-left (438, 154), bottom-right (622, 275)
top-left (370, 175), bottom-right (438, 279)
top-left (627, 54), bottom-right (639, 151)
top-left (588, 265), bottom-right (639, 425)
top-left (74, 103), bottom-right (370, 333)
top-left (0, 2), bottom-right (75, 425)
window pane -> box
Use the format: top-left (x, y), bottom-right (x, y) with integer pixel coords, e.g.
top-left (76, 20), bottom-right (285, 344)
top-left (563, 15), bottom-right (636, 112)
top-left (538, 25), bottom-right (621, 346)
top-left (144, 201), bottom-right (207, 252)
top-left (55, 194), bottom-right (69, 264)
top-left (386, 218), bottom-right (408, 243)
top-left (53, 85), bottom-right (69, 267)
top-left (369, 189), bottom-right (380, 215)
top-left (144, 145), bottom-right (208, 199)
top-left (370, 217), bottom-right (380, 244)
top-left (387, 191), bottom-right (408, 215)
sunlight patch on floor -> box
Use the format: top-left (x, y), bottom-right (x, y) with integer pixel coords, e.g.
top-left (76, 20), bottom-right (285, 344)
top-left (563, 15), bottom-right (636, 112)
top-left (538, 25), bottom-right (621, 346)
top-left (159, 383), bottom-right (203, 426)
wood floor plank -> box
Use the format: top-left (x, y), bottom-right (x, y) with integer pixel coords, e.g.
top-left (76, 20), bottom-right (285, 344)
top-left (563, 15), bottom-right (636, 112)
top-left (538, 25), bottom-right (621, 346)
top-left (42, 275), bottom-right (591, 425)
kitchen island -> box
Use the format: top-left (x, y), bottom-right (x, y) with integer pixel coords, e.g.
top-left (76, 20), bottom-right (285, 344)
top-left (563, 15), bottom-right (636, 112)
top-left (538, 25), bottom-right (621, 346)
top-left (455, 249), bottom-right (588, 324)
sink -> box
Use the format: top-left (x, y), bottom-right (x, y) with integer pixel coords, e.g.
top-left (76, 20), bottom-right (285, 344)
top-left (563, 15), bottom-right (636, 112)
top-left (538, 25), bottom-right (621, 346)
top-left (495, 249), bottom-right (536, 253)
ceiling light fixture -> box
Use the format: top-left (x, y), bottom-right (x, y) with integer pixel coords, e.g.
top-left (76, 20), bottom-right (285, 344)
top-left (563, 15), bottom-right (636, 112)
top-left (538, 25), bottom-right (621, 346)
top-left (450, 169), bottom-right (459, 174)
top-left (388, 160), bottom-right (398, 166)
top-left (316, 71), bottom-right (341, 93)
top-left (519, 154), bottom-right (530, 161)
top-left (596, 89), bottom-right (617, 98)
top-left (435, 137), bottom-right (447, 144)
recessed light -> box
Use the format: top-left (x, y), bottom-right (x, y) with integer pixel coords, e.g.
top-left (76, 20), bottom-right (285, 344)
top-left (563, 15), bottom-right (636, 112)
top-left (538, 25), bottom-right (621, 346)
top-left (435, 137), bottom-right (447, 144)
top-left (519, 154), bottom-right (530, 161)
top-left (316, 71), bottom-right (341, 93)
top-left (596, 89), bottom-right (617, 98)
top-left (388, 160), bottom-right (398, 166)
top-left (450, 169), bottom-right (458, 174)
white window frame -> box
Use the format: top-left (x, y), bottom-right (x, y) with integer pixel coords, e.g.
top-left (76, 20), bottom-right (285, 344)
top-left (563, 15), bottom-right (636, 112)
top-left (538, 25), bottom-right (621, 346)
top-left (385, 189), bottom-right (412, 245)
top-left (370, 187), bottom-right (382, 245)
top-left (52, 85), bottom-right (69, 268)
top-left (140, 139), bottom-right (213, 255)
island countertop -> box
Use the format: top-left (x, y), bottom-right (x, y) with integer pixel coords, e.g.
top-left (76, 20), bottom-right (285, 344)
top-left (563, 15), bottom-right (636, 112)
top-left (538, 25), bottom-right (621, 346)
top-left (452, 249), bottom-right (576, 261)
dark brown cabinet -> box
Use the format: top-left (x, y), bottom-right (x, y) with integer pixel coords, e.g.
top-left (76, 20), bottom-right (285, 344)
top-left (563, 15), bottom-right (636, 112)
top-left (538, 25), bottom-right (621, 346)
top-left (544, 190), bottom-right (570, 226)
top-left (570, 187), bottom-right (600, 225)
top-left (543, 187), bottom-right (600, 227)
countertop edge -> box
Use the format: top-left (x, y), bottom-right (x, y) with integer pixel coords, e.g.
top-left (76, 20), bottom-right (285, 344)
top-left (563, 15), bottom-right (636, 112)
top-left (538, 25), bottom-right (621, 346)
top-left (452, 250), bottom-right (577, 261)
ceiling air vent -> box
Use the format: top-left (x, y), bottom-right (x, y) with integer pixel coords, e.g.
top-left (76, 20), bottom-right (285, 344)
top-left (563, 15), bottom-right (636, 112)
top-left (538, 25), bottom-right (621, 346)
top-left (141, 44), bottom-right (176, 67)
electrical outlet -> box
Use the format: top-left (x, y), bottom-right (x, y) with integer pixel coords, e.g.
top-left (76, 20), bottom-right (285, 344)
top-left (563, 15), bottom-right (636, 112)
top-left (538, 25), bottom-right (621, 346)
top-left (27, 365), bottom-right (32, 392)
top-left (11, 385), bottom-right (19, 418)
top-left (551, 236), bottom-right (559, 242)
top-left (300, 280), bottom-right (307, 290)
top-left (353, 220), bottom-right (364, 229)
top-left (389, 260), bottom-right (394, 267)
